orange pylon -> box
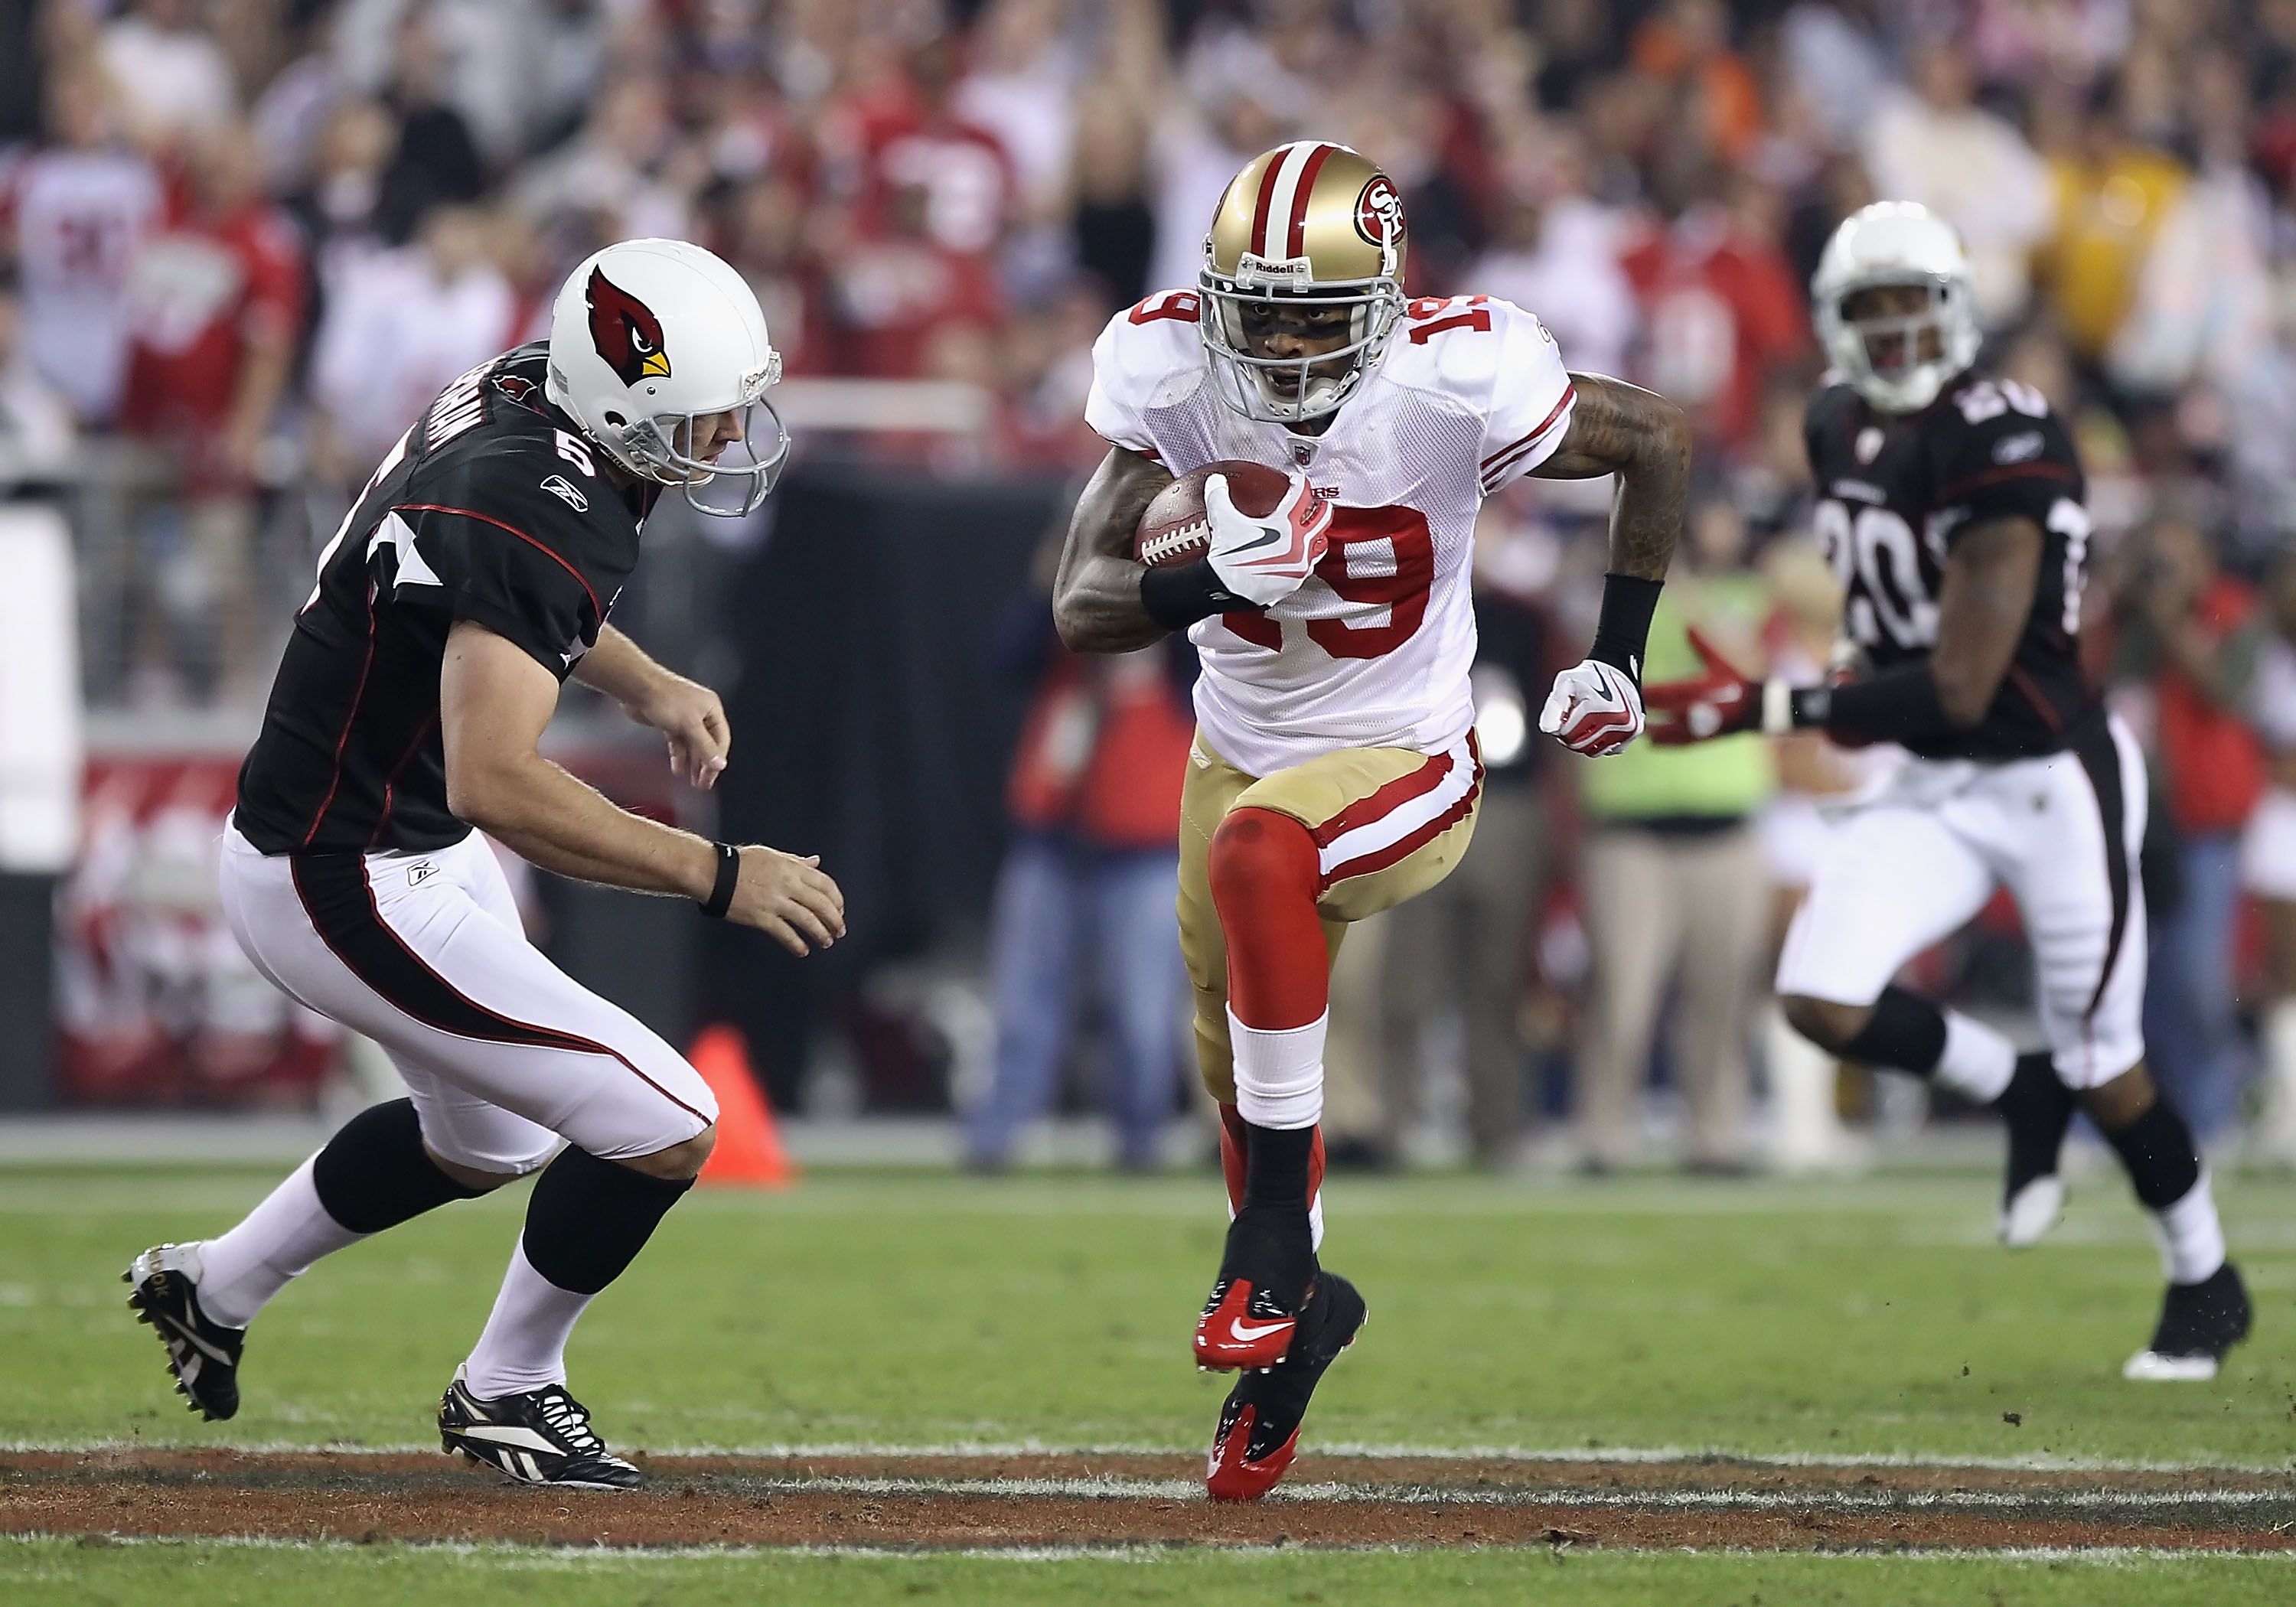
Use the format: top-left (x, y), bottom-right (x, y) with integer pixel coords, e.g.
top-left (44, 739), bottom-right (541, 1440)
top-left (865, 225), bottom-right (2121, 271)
top-left (689, 1024), bottom-right (797, 1188)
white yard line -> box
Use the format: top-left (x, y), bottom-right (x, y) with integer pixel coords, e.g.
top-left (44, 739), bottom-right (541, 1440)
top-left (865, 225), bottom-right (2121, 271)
top-left (9, 1439), bottom-right (2289, 1478)
top-left (2, 1534), bottom-right (2291, 1565)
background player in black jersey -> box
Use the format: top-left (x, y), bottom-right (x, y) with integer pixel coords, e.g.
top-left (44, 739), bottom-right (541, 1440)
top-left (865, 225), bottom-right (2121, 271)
top-left (1641, 204), bottom-right (2249, 1381)
top-left (123, 239), bottom-right (846, 1489)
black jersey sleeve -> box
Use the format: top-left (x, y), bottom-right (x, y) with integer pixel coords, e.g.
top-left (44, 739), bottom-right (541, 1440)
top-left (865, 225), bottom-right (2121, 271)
top-left (391, 448), bottom-right (616, 677)
top-left (1928, 380), bottom-right (2084, 544)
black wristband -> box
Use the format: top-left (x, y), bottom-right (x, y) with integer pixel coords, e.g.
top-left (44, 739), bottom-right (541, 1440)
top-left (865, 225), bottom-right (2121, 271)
top-left (1790, 667), bottom-right (1951, 742)
top-left (700, 841), bottom-right (740, 919)
top-left (1141, 559), bottom-right (1256, 631)
top-left (1587, 572), bottom-right (1664, 686)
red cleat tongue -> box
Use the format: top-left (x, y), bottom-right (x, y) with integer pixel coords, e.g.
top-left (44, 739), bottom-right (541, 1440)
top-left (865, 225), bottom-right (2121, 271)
top-left (1192, 1279), bottom-right (1297, 1371)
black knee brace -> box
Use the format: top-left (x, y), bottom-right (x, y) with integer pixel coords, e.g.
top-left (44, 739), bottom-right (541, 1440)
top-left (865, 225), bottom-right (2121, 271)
top-left (520, 1145), bottom-right (695, 1296)
top-left (311, 1099), bottom-right (488, 1235)
top-left (1835, 986), bottom-right (1948, 1076)
top-left (2100, 1096), bottom-right (2203, 1210)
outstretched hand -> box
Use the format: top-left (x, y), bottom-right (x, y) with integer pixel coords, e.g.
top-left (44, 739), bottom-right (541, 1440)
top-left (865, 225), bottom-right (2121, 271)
top-left (1642, 627), bottom-right (1762, 746)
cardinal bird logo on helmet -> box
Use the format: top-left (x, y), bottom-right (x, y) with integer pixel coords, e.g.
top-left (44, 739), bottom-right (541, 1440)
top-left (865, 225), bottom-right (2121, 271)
top-left (586, 267), bottom-right (671, 387)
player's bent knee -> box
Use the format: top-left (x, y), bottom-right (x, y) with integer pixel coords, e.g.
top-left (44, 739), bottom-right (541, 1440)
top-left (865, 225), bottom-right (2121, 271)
top-left (621, 1123), bottom-right (716, 1181)
top-left (1207, 807), bottom-right (1319, 913)
top-left (2079, 1062), bottom-right (2157, 1131)
top-left (1781, 994), bottom-right (1871, 1054)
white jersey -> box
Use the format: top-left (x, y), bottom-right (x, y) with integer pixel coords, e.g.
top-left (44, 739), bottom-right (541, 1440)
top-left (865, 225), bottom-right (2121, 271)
top-left (1086, 290), bottom-right (1575, 777)
top-left (11, 148), bottom-right (162, 425)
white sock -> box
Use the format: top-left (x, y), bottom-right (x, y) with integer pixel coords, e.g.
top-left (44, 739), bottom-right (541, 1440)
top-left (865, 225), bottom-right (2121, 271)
top-left (1228, 1007), bottom-right (1326, 1130)
top-left (1934, 1012), bottom-right (2016, 1104)
top-left (194, 1156), bottom-right (367, 1329)
top-left (2149, 1171), bottom-right (2228, 1286)
top-left (1764, 1001), bottom-right (1846, 1167)
top-left (461, 1242), bottom-right (596, 1398)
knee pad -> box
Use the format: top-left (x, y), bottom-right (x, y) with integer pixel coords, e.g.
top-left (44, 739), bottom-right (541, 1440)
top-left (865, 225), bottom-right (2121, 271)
top-left (1208, 807), bottom-right (1320, 914)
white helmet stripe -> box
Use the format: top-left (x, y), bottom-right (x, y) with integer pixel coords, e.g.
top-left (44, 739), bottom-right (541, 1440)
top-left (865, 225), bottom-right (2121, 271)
top-left (1255, 141), bottom-right (1326, 261)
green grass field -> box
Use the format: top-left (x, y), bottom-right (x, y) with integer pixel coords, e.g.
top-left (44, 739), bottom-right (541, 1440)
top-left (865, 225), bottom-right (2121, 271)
top-left (4, 1160), bottom-right (2294, 1602)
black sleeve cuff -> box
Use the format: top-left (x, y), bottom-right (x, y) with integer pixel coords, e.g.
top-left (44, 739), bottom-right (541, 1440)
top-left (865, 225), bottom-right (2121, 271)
top-left (1587, 572), bottom-right (1664, 686)
top-left (1792, 667), bottom-right (1952, 742)
top-left (1140, 559), bottom-right (1256, 631)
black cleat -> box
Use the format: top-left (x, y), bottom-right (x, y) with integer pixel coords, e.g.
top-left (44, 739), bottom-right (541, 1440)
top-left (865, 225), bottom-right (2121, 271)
top-left (1205, 1271), bottom-right (1367, 1501)
top-left (1993, 1050), bottom-right (2076, 1247)
top-left (1194, 1203), bottom-right (1316, 1371)
top-left (2124, 1261), bottom-right (2252, 1380)
top-left (439, 1371), bottom-right (644, 1489)
top-left (124, 1244), bottom-right (244, 1422)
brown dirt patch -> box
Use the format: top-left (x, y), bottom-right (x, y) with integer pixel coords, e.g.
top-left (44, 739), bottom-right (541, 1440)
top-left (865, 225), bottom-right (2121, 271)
top-left (3, 1449), bottom-right (2291, 1552)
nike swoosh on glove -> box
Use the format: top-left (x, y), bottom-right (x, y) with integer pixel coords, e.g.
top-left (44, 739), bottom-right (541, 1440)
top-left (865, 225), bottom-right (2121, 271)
top-left (1642, 627), bottom-right (1762, 746)
top-left (1540, 660), bottom-right (1645, 757)
top-left (1204, 470), bottom-right (1333, 607)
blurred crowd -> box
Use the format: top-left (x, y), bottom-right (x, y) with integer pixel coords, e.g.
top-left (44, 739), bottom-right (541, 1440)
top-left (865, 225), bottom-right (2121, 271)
top-left (15, 0), bottom-right (2296, 1162)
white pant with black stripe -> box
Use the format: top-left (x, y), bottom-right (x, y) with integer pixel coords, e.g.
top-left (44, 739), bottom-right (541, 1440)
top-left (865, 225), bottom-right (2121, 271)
top-left (1775, 715), bottom-right (2148, 1090)
top-left (220, 820), bottom-right (716, 1172)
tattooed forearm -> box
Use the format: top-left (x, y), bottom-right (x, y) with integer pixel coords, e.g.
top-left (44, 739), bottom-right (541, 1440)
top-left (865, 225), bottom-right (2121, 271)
top-left (1053, 445), bottom-right (1174, 653)
top-left (1531, 374), bottom-right (1691, 582)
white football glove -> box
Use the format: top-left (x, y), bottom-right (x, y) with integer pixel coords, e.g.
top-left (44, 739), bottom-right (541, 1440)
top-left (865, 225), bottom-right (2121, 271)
top-left (1540, 660), bottom-right (1645, 757)
top-left (1203, 470), bottom-right (1333, 607)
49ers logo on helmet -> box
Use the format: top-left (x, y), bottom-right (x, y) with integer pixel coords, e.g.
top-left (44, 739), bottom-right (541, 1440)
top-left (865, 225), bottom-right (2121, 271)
top-left (1353, 175), bottom-right (1406, 249)
top-left (585, 267), bottom-right (672, 387)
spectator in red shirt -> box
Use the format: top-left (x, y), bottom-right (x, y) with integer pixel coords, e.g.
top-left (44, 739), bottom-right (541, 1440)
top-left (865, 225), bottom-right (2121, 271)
top-left (117, 119), bottom-right (303, 705)
top-left (2114, 515), bottom-right (2268, 1142)
top-left (1619, 165), bottom-right (1809, 458)
top-left (830, 37), bottom-right (1018, 265)
top-left (830, 179), bottom-right (1004, 380)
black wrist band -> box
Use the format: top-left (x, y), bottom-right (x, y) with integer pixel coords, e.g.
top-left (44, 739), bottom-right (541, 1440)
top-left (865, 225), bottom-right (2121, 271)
top-left (1587, 572), bottom-right (1664, 686)
top-left (1792, 668), bottom-right (1951, 741)
top-left (1141, 559), bottom-right (1255, 631)
top-left (701, 842), bottom-right (740, 919)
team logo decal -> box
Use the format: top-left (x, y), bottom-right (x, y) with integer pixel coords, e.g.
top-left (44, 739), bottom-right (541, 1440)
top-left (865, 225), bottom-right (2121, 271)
top-left (586, 267), bottom-right (672, 386)
top-left (493, 373), bottom-right (538, 406)
top-left (1353, 175), bottom-right (1406, 249)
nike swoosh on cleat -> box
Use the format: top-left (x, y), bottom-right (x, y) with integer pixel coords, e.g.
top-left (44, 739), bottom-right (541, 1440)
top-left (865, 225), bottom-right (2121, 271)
top-left (1225, 1317), bottom-right (1290, 1344)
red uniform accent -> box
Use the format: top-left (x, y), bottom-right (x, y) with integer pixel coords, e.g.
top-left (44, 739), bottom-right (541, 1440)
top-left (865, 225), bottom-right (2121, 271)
top-left (1206, 1404), bottom-right (1299, 1502)
top-left (1208, 807), bottom-right (1328, 1031)
top-left (1193, 1279), bottom-right (1298, 1371)
top-left (1218, 1103), bottom-right (1249, 1215)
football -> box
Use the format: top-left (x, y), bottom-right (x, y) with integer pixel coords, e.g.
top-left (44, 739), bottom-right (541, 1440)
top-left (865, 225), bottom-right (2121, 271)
top-left (1133, 459), bottom-right (1293, 568)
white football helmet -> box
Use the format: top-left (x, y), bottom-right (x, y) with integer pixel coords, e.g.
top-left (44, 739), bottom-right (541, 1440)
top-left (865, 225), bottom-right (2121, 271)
top-left (546, 237), bottom-right (790, 516)
top-left (1811, 202), bottom-right (1982, 414)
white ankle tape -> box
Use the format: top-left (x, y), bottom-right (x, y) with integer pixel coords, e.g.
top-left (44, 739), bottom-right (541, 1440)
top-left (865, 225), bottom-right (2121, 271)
top-left (1228, 1007), bottom-right (1326, 1130)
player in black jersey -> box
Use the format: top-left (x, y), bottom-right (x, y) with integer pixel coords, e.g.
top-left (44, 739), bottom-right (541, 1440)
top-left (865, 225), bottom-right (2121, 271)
top-left (124, 239), bottom-right (846, 1488)
top-left (1643, 204), bottom-right (2249, 1380)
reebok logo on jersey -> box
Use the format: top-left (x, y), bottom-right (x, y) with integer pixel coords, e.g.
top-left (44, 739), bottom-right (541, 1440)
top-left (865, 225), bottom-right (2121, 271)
top-left (1993, 430), bottom-right (2045, 465)
top-left (407, 862), bottom-right (439, 887)
top-left (541, 474), bottom-right (590, 513)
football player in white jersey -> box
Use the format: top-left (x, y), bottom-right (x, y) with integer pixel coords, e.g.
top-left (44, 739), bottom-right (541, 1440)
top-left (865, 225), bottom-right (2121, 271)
top-left (1053, 140), bottom-right (1688, 1499)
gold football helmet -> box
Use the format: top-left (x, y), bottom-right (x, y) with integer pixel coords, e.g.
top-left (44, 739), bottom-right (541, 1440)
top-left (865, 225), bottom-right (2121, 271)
top-left (1199, 141), bottom-right (1408, 423)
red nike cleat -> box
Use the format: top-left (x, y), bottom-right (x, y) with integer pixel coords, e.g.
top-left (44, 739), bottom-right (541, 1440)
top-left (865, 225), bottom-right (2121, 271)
top-left (1205, 1272), bottom-right (1366, 1501)
top-left (1193, 1276), bottom-right (1298, 1371)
